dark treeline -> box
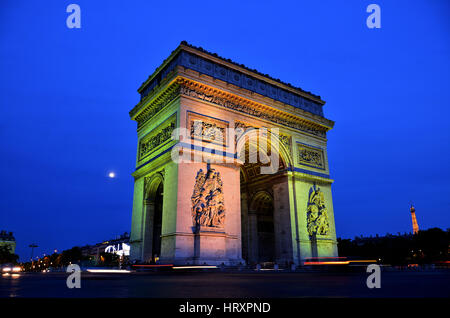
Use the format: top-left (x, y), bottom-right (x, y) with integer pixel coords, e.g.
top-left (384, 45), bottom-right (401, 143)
top-left (338, 227), bottom-right (449, 265)
top-left (0, 246), bottom-right (19, 264)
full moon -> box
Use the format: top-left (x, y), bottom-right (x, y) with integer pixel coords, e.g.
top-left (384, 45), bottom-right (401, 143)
top-left (108, 172), bottom-right (116, 178)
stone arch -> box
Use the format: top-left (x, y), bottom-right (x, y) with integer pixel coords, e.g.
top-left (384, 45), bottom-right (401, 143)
top-left (249, 190), bottom-right (273, 212)
top-left (144, 171), bottom-right (164, 201)
top-left (235, 128), bottom-right (293, 171)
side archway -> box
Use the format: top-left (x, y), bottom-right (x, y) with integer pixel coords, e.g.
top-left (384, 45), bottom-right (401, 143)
top-left (142, 171), bottom-right (164, 263)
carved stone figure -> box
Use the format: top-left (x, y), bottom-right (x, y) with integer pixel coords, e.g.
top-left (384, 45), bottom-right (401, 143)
top-left (279, 134), bottom-right (291, 151)
top-left (190, 120), bottom-right (225, 144)
top-left (298, 144), bottom-right (324, 169)
top-left (139, 118), bottom-right (176, 160)
top-left (191, 168), bottom-right (225, 229)
top-left (306, 186), bottom-right (329, 237)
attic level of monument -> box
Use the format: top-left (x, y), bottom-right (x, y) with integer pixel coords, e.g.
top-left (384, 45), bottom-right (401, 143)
top-left (133, 41), bottom-right (329, 119)
top-left (129, 43), bottom-right (335, 139)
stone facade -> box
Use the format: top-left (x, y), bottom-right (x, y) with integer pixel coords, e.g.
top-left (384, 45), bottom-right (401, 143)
top-left (129, 42), bottom-right (338, 266)
top-left (0, 230), bottom-right (16, 254)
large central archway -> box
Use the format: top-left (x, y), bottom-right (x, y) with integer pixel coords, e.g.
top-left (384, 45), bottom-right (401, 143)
top-left (251, 191), bottom-right (275, 263)
top-left (238, 131), bottom-right (293, 266)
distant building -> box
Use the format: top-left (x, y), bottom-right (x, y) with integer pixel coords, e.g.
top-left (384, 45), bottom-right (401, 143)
top-left (80, 232), bottom-right (130, 263)
top-left (0, 230), bottom-right (16, 254)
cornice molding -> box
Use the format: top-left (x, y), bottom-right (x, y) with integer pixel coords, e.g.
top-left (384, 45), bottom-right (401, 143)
top-left (131, 76), bottom-right (332, 139)
top-left (130, 80), bottom-right (180, 129)
top-left (178, 77), bottom-right (330, 138)
top-left (179, 66), bottom-right (333, 129)
top-left (288, 170), bottom-right (334, 184)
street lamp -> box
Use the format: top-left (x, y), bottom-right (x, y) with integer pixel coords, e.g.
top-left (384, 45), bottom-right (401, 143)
top-left (29, 244), bottom-right (38, 262)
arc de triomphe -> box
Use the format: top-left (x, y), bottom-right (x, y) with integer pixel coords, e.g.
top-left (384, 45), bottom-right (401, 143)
top-left (129, 42), bottom-right (338, 266)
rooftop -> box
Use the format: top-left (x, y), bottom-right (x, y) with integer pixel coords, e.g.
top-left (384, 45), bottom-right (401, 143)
top-left (137, 41), bottom-right (327, 118)
top-left (0, 230), bottom-right (15, 241)
top-left (140, 41), bottom-right (323, 99)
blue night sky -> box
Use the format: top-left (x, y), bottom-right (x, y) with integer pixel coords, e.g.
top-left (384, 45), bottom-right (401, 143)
top-left (1, 1), bottom-right (449, 261)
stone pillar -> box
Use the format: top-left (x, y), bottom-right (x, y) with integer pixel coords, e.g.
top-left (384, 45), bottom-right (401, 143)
top-left (193, 227), bottom-right (227, 265)
top-left (240, 192), bottom-right (249, 263)
top-left (129, 177), bottom-right (145, 262)
top-left (290, 177), bottom-right (338, 264)
top-left (273, 180), bottom-right (294, 266)
top-left (162, 161), bottom-right (244, 265)
top-left (141, 201), bottom-right (155, 262)
top-left (311, 238), bottom-right (318, 258)
top-left (223, 163), bottom-right (244, 264)
top-left (247, 209), bottom-right (258, 264)
top-left (160, 162), bottom-right (178, 263)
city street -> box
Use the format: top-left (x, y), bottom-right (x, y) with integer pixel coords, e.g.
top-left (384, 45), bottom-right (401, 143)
top-left (1, 269), bottom-right (449, 298)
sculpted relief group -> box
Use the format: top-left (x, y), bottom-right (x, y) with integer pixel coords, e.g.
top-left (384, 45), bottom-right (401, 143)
top-left (307, 186), bottom-right (330, 237)
top-left (191, 168), bottom-right (225, 229)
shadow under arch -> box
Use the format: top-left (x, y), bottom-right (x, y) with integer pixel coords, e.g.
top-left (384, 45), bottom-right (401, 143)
top-left (249, 190), bottom-right (274, 212)
top-left (142, 171), bottom-right (164, 263)
top-left (247, 190), bottom-right (275, 263)
top-left (144, 171), bottom-right (164, 202)
top-left (237, 128), bottom-right (295, 265)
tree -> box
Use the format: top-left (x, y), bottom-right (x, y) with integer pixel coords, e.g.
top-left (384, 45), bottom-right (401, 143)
top-left (98, 252), bottom-right (120, 267)
top-left (338, 228), bottom-right (450, 265)
top-left (60, 247), bottom-right (85, 266)
top-left (0, 246), bottom-right (19, 264)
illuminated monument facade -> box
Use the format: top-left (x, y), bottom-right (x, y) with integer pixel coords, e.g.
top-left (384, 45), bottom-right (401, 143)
top-left (129, 42), bottom-right (338, 265)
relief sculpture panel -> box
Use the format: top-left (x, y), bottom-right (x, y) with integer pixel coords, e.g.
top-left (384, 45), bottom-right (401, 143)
top-left (188, 112), bottom-right (228, 146)
top-left (306, 186), bottom-right (330, 237)
top-left (297, 143), bottom-right (325, 170)
top-left (191, 168), bottom-right (225, 229)
top-left (138, 114), bottom-right (176, 161)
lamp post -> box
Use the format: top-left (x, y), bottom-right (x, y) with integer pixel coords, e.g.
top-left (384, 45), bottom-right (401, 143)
top-left (29, 244), bottom-right (38, 262)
